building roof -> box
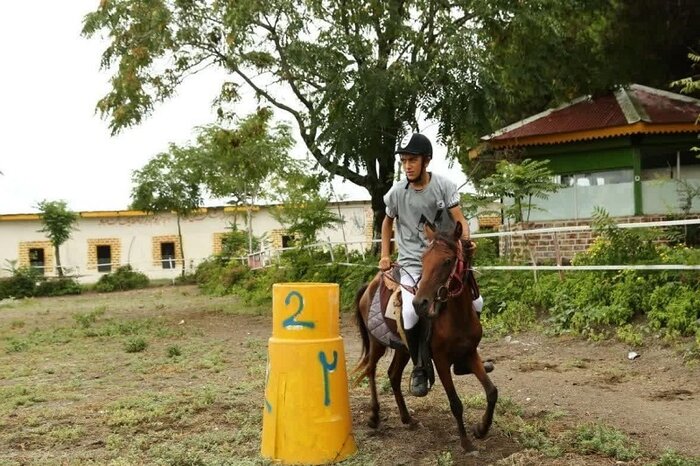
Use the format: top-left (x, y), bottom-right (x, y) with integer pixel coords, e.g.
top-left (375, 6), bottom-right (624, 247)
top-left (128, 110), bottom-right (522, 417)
top-left (0, 200), bottom-right (372, 221)
top-left (479, 84), bottom-right (700, 150)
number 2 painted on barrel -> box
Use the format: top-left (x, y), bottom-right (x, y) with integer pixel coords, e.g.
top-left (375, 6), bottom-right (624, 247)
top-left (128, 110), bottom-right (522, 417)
top-left (282, 291), bottom-right (315, 330)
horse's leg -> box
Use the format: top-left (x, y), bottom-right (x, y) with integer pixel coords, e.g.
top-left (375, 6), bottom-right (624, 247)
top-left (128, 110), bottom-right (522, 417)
top-left (434, 354), bottom-right (473, 451)
top-left (367, 339), bottom-right (386, 429)
top-left (387, 349), bottom-right (413, 425)
top-left (467, 351), bottom-right (498, 439)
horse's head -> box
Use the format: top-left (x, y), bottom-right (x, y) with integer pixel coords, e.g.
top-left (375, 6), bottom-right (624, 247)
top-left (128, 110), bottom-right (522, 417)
top-left (413, 222), bottom-right (466, 319)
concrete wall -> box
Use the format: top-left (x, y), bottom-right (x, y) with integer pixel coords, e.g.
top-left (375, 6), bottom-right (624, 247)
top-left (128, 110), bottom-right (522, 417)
top-left (0, 202), bottom-right (374, 283)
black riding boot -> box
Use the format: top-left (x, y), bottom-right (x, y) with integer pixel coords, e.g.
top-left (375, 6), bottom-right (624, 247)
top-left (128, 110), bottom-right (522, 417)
top-left (406, 326), bottom-right (429, 397)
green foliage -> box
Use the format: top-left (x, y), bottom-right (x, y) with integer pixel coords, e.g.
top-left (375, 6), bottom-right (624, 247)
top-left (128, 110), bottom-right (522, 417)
top-left (194, 109), bottom-right (295, 253)
top-left (571, 423), bottom-right (640, 461)
top-left (574, 208), bottom-right (659, 265)
top-left (84, 0), bottom-right (674, 239)
top-left (653, 449), bottom-right (700, 466)
top-left (37, 199), bottom-right (78, 277)
top-left (196, 247), bottom-right (377, 311)
top-left (131, 147), bottom-right (203, 216)
top-left (616, 324), bottom-right (643, 347)
top-left (36, 199), bottom-right (78, 248)
top-left (131, 145), bottom-right (203, 275)
top-left (218, 227), bottom-right (253, 259)
top-left (167, 345), bottom-right (182, 358)
top-left (124, 337), bottom-right (148, 353)
top-left (94, 265), bottom-right (150, 292)
top-left (73, 307), bottom-right (107, 329)
top-left (648, 284), bottom-right (699, 336)
top-left (477, 159), bottom-right (560, 223)
top-left (672, 52), bottom-right (700, 99)
top-left (271, 171), bottom-right (343, 245)
top-left (35, 279), bottom-right (82, 297)
top-left (0, 267), bottom-right (40, 299)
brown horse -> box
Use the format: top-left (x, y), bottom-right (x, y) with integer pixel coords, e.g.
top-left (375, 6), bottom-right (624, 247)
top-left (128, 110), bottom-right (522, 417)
top-left (353, 222), bottom-right (498, 451)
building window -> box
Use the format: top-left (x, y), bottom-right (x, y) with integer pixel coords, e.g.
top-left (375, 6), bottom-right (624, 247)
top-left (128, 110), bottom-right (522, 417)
top-left (29, 248), bottom-right (45, 274)
top-left (96, 245), bottom-right (112, 273)
top-left (557, 169), bottom-right (634, 187)
top-left (282, 235), bottom-right (294, 248)
top-left (161, 242), bottom-right (176, 269)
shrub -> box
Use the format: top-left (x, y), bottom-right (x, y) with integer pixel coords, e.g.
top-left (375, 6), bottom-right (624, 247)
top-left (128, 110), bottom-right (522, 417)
top-left (35, 278), bottom-right (82, 297)
top-left (648, 283), bottom-right (699, 336)
top-left (167, 345), bottom-right (182, 358)
top-left (94, 265), bottom-right (149, 292)
top-left (196, 246), bottom-right (376, 311)
top-left (0, 267), bottom-right (40, 299)
top-left (571, 423), bottom-right (640, 461)
top-left (124, 337), bottom-right (148, 353)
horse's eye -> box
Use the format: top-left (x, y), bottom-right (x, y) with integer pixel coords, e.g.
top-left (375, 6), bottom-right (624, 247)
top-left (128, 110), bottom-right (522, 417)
top-left (443, 258), bottom-right (453, 266)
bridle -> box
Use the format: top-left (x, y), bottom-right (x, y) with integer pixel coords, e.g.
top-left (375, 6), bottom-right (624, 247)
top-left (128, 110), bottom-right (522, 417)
top-left (434, 238), bottom-right (469, 303)
top-left (380, 238), bottom-right (477, 306)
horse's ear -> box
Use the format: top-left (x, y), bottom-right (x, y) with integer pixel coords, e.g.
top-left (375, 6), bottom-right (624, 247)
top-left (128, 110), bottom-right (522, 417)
top-left (454, 221), bottom-right (463, 241)
top-left (424, 222), bottom-right (436, 242)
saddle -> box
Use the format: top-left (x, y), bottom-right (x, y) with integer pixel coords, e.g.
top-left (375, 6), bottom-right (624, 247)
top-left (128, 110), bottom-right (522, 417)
top-left (368, 267), bottom-right (408, 350)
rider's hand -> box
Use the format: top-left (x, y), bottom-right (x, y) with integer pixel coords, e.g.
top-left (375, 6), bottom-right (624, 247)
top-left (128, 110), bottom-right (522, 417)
top-left (379, 256), bottom-right (392, 271)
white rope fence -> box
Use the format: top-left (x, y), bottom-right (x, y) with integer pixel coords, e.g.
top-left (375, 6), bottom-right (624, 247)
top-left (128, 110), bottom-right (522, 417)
top-left (469, 218), bottom-right (700, 239)
top-left (318, 217), bottom-right (700, 273)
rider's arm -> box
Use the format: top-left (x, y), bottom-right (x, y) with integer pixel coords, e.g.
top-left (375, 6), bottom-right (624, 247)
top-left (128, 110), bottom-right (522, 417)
top-left (448, 205), bottom-right (470, 240)
top-left (379, 215), bottom-right (394, 270)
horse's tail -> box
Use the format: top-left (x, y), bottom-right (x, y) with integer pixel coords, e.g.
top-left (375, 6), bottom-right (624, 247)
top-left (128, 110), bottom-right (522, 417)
top-left (351, 282), bottom-right (370, 386)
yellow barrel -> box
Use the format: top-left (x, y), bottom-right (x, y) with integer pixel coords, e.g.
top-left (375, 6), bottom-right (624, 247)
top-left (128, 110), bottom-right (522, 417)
top-left (261, 283), bottom-right (357, 464)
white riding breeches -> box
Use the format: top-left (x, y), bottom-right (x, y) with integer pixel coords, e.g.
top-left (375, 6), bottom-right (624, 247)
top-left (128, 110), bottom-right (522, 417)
top-left (400, 269), bottom-right (484, 331)
top-left (400, 270), bottom-right (421, 330)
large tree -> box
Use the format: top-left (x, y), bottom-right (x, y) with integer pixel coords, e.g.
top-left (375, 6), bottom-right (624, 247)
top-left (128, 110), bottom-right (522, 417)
top-left (37, 200), bottom-right (79, 277)
top-left (131, 147), bottom-right (203, 276)
top-left (82, 0), bottom-right (696, 237)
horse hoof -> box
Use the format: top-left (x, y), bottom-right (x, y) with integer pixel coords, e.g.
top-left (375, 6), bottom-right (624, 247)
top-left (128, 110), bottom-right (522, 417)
top-left (460, 437), bottom-right (476, 452)
top-left (405, 418), bottom-right (420, 430)
top-left (367, 418), bottom-right (379, 429)
top-left (472, 423), bottom-right (487, 439)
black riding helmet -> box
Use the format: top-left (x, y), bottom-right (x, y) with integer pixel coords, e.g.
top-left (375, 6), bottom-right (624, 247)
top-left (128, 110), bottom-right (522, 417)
top-left (395, 133), bottom-right (432, 158)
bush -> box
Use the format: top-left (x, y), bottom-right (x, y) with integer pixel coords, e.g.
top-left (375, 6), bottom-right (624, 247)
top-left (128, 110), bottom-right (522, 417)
top-left (571, 423), bottom-right (640, 461)
top-left (648, 283), bottom-right (699, 336)
top-left (0, 267), bottom-right (40, 299)
top-left (124, 337), bottom-right (148, 353)
top-left (195, 247), bottom-right (377, 311)
top-left (94, 265), bottom-right (149, 292)
top-left (35, 278), bottom-right (82, 297)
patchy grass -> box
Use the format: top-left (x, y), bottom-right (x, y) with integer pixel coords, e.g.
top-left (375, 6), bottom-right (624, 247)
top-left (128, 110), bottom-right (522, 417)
top-left (570, 423), bottom-right (641, 461)
top-left (0, 286), bottom-right (696, 465)
top-left (653, 449), bottom-right (700, 466)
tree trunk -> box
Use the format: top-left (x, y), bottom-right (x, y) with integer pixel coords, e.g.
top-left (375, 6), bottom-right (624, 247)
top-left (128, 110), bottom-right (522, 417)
top-left (246, 202), bottom-right (253, 254)
top-left (54, 245), bottom-right (63, 277)
top-left (368, 181), bottom-right (393, 255)
top-left (176, 214), bottom-right (185, 277)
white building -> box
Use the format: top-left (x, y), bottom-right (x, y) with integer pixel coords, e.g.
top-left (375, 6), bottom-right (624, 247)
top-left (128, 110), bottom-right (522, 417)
top-left (0, 202), bottom-right (374, 283)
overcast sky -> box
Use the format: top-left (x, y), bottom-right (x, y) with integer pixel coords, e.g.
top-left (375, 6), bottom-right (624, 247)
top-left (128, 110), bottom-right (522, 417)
top-left (0, 2), bottom-right (467, 215)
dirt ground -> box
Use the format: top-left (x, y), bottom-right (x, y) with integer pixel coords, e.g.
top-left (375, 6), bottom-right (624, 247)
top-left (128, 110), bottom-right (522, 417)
top-left (0, 286), bottom-right (698, 465)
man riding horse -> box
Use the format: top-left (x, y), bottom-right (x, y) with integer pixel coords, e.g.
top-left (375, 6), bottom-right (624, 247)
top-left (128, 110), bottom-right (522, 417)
top-left (379, 132), bottom-right (494, 397)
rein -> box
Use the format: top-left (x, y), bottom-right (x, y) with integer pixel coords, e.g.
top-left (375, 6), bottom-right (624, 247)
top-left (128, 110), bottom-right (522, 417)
top-left (381, 263), bottom-right (419, 294)
top-left (435, 239), bottom-right (475, 303)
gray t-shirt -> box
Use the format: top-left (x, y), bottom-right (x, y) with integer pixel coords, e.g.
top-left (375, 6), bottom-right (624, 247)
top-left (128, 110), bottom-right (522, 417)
top-left (384, 172), bottom-right (460, 276)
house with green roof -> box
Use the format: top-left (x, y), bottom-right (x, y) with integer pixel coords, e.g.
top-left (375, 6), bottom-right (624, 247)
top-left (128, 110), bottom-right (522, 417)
top-left (471, 84), bottom-right (700, 259)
